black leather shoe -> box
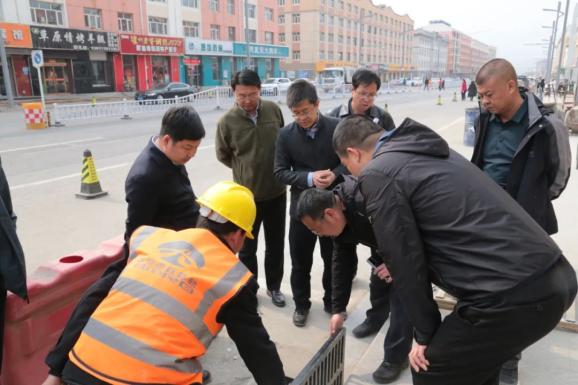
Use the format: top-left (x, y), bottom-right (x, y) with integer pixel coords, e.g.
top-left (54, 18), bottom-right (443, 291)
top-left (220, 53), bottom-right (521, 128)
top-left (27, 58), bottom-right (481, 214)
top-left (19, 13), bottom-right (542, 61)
top-left (352, 318), bottom-right (382, 338)
top-left (267, 289), bottom-right (286, 307)
top-left (372, 360), bottom-right (408, 384)
top-left (202, 369), bottom-right (211, 383)
top-left (293, 308), bottom-right (309, 327)
top-left (499, 367), bottom-right (519, 385)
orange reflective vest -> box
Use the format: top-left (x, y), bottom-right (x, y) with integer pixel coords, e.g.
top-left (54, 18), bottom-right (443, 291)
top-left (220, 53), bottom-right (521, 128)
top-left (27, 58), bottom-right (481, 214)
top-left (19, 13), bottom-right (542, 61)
top-left (69, 226), bottom-right (252, 385)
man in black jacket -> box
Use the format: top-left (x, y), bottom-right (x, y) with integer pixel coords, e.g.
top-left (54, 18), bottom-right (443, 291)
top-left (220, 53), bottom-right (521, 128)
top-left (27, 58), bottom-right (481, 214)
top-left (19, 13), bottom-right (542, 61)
top-left (472, 58), bottom-right (572, 384)
top-left (472, 58), bottom-right (571, 236)
top-left (274, 80), bottom-right (345, 327)
top-left (0, 156), bottom-right (27, 374)
top-left (332, 115), bottom-right (577, 385)
top-left (327, 69), bottom-right (395, 132)
top-left (296, 178), bottom-right (413, 384)
top-left (42, 106), bottom-right (206, 385)
top-left (328, 69), bottom-right (395, 338)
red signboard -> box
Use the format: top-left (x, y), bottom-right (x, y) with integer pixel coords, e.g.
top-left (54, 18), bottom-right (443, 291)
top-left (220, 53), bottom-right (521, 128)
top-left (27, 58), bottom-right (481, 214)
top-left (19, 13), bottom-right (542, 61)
top-left (184, 58), bottom-right (201, 66)
top-left (120, 33), bottom-right (184, 56)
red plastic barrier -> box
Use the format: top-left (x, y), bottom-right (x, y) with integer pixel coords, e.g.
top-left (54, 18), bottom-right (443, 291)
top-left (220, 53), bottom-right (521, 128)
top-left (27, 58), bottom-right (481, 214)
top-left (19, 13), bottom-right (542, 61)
top-left (1, 235), bottom-right (124, 385)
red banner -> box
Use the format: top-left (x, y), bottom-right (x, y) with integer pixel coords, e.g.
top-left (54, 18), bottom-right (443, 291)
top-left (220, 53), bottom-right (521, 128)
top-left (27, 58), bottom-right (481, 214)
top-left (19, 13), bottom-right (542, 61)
top-left (119, 33), bottom-right (184, 56)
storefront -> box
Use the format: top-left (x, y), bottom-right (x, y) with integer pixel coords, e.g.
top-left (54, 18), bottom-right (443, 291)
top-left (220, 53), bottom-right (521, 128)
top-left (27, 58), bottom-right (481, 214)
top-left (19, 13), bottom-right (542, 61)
top-left (184, 38), bottom-right (234, 87)
top-left (29, 26), bottom-right (119, 94)
top-left (115, 34), bottom-right (184, 92)
top-left (0, 23), bottom-right (33, 97)
top-left (233, 43), bottom-right (288, 81)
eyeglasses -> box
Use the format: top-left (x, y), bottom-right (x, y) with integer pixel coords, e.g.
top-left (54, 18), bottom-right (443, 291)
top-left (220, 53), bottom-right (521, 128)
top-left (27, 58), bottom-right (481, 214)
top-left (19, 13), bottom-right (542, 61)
top-left (235, 92), bottom-right (260, 100)
top-left (291, 108), bottom-right (316, 118)
top-left (356, 91), bottom-right (377, 100)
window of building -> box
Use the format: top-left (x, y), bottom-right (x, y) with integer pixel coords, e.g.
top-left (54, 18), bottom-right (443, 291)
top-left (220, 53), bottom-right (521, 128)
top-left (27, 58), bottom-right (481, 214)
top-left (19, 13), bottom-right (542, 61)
top-left (338, 51), bottom-right (343, 60)
top-left (210, 24), bottom-right (221, 39)
top-left (182, 0), bottom-right (199, 7)
top-left (292, 50), bottom-right (300, 60)
top-left (328, 33), bottom-right (334, 42)
top-left (149, 0), bottom-right (167, 2)
top-left (209, 0), bottom-right (219, 11)
top-left (183, 21), bottom-right (200, 37)
top-left (247, 29), bottom-right (256, 42)
top-left (320, 50), bottom-right (325, 59)
top-left (228, 26), bottom-right (236, 41)
top-left (149, 16), bottom-right (168, 34)
top-left (292, 32), bottom-right (300, 41)
top-left (118, 12), bottom-right (133, 32)
top-left (328, 51), bottom-right (334, 60)
top-left (265, 7), bottom-right (274, 21)
top-left (247, 4), bottom-right (256, 18)
top-left (329, 0), bottom-right (335, 7)
top-left (84, 8), bottom-right (102, 29)
top-left (320, 32), bottom-right (325, 41)
top-left (293, 0), bottom-right (300, 4)
top-left (292, 13), bottom-right (300, 23)
top-left (30, 0), bottom-right (64, 26)
top-left (265, 31), bottom-right (274, 44)
top-left (328, 15), bottom-right (334, 25)
top-left (338, 34), bottom-right (343, 43)
top-left (339, 18), bottom-right (343, 27)
top-left (279, 33), bottom-right (286, 42)
top-left (278, 0), bottom-right (285, 5)
top-left (279, 14), bottom-right (285, 23)
top-left (227, 0), bottom-right (234, 14)
top-left (347, 3), bottom-right (351, 12)
top-left (320, 13), bottom-right (325, 23)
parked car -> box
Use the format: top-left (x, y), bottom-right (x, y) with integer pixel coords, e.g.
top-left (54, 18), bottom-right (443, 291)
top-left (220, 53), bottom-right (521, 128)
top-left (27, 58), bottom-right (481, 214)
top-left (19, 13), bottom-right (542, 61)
top-left (261, 78), bottom-right (292, 95)
top-left (134, 82), bottom-right (197, 101)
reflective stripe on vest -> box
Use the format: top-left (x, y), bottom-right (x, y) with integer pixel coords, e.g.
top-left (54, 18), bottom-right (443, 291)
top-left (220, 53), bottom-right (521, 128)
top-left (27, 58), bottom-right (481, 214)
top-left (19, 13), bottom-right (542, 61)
top-left (70, 227), bottom-right (252, 385)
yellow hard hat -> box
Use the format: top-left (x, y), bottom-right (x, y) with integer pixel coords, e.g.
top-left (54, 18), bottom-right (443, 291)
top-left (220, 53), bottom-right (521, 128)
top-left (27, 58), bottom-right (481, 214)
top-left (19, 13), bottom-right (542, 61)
top-left (196, 181), bottom-right (256, 239)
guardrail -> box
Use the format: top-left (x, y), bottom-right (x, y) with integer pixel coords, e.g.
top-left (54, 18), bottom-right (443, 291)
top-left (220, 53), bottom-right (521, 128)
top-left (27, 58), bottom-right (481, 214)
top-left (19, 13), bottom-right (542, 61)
top-left (50, 87), bottom-right (235, 126)
top-left (292, 328), bottom-right (346, 385)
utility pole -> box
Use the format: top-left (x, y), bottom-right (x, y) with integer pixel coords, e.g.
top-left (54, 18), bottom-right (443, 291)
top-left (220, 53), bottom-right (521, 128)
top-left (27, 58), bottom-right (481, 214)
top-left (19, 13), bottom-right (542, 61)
top-left (0, 31), bottom-right (15, 108)
top-left (546, 20), bottom-right (556, 85)
top-left (357, 11), bottom-right (363, 67)
top-left (244, 0), bottom-right (251, 69)
top-left (556, 0), bottom-right (571, 86)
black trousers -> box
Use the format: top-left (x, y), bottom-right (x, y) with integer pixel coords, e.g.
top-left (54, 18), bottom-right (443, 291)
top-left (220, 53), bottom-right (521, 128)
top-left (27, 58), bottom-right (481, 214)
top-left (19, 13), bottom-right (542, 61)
top-left (0, 276), bottom-right (5, 374)
top-left (289, 218), bottom-right (333, 310)
top-left (413, 256), bottom-right (577, 385)
top-left (238, 193), bottom-right (286, 291)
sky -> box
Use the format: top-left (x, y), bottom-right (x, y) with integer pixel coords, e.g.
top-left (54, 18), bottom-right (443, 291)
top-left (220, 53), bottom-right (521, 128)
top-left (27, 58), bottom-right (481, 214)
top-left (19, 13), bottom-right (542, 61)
top-left (374, 0), bottom-right (576, 74)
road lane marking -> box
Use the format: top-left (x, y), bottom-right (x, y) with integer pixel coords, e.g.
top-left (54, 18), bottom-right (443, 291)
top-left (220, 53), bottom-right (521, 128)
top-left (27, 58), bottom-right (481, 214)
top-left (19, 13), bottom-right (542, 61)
top-left (437, 117), bottom-right (465, 133)
top-left (0, 137), bottom-right (104, 154)
top-left (10, 144), bottom-right (215, 190)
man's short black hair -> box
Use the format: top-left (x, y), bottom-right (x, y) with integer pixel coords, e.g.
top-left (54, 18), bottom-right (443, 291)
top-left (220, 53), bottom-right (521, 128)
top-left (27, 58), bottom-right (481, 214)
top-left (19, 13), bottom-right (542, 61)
top-left (286, 79), bottom-right (319, 108)
top-left (333, 115), bottom-right (383, 157)
top-left (196, 215), bottom-right (244, 237)
top-left (160, 106), bottom-right (205, 142)
top-left (296, 188), bottom-right (336, 221)
top-left (352, 69), bottom-right (381, 90)
top-left (231, 69), bottom-right (261, 90)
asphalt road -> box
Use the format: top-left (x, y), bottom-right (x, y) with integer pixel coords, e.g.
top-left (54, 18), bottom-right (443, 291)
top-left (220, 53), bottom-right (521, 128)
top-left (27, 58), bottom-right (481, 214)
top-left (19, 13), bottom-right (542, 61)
top-left (1, 87), bottom-right (576, 277)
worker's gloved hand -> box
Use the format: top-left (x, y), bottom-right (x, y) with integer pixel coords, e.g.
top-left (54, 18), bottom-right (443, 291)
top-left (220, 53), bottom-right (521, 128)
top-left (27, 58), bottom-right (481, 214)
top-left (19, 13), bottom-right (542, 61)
top-left (40, 374), bottom-right (62, 385)
top-left (284, 376), bottom-right (294, 384)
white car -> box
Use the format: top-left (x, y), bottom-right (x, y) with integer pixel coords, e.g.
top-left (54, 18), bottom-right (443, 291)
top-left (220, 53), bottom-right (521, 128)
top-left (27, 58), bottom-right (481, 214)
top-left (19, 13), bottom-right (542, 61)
top-left (261, 78), bottom-right (292, 95)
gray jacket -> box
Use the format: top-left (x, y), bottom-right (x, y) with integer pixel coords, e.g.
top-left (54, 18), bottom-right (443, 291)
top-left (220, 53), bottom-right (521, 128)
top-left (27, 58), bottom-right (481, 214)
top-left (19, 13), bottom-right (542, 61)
top-left (327, 99), bottom-right (396, 131)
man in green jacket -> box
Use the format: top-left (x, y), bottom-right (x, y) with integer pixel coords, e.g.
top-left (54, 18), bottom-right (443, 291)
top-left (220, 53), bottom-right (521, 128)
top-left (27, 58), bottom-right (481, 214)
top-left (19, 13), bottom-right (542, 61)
top-left (216, 69), bottom-right (287, 307)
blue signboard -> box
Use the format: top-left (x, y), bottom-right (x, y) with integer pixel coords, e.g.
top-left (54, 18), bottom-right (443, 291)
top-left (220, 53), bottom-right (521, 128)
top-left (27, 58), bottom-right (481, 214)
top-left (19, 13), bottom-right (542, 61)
top-left (233, 43), bottom-right (289, 58)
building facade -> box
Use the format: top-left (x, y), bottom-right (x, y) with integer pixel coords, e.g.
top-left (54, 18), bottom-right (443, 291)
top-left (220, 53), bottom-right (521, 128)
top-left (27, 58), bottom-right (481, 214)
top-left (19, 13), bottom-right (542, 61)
top-left (276, 0), bottom-right (414, 81)
top-left (0, 0), bottom-right (288, 96)
top-left (423, 20), bottom-right (495, 78)
top-left (412, 28), bottom-right (448, 79)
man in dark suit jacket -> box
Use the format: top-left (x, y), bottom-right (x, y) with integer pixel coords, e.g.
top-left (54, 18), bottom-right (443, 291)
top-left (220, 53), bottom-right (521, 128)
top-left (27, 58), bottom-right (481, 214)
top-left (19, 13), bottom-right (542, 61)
top-left (274, 80), bottom-right (346, 327)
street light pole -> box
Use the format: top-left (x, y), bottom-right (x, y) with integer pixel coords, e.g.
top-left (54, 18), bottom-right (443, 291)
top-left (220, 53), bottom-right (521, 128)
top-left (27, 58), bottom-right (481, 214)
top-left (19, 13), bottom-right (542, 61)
top-left (545, 22), bottom-right (556, 84)
top-left (244, 0), bottom-right (251, 68)
top-left (556, 0), bottom-right (571, 86)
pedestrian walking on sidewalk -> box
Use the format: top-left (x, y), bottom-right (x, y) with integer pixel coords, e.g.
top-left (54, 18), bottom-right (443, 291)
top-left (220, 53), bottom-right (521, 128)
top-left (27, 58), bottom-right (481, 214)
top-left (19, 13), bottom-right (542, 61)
top-left (467, 80), bottom-right (477, 101)
top-left (216, 69), bottom-right (287, 308)
top-left (332, 115), bottom-right (577, 385)
top-left (461, 78), bottom-right (467, 100)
